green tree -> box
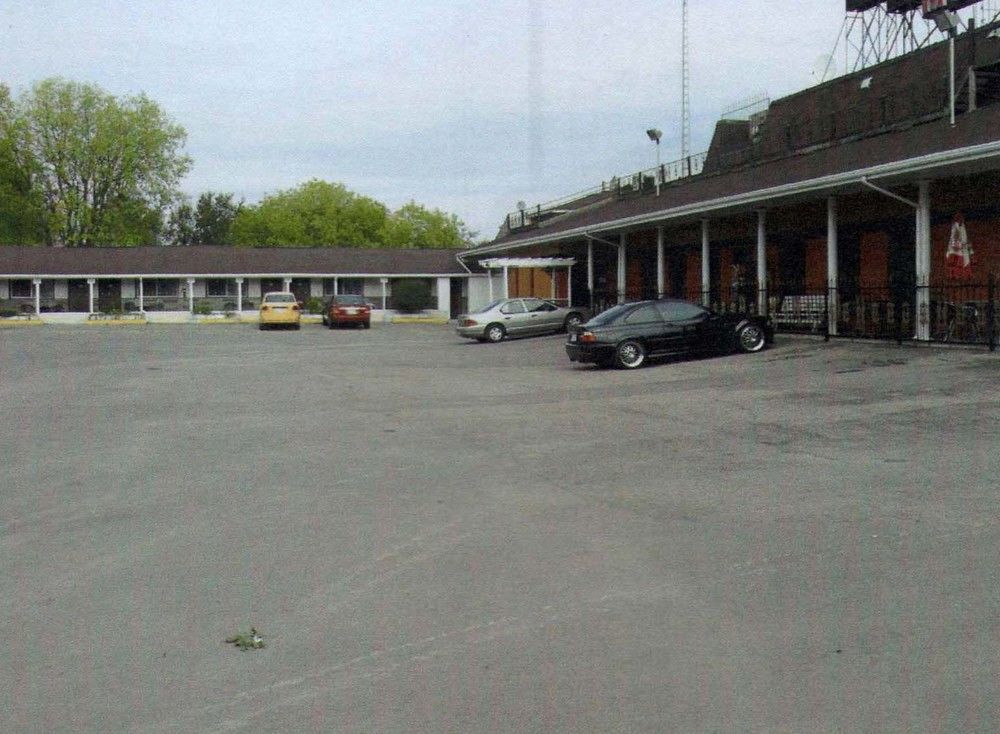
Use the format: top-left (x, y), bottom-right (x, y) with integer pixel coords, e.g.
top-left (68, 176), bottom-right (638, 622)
top-left (165, 192), bottom-right (241, 245)
top-left (165, 200), bottom-right (196, 246)
top-left (2, 78), bottom-right (191, 246)
top-left (231, 179), bottom-right (388, 247)
top-left (194, 192), bottom-right (241, 245)
top-left (380, 201), bottom-right (472, 249)
top-left (0, 84), bottom-right (46, 244)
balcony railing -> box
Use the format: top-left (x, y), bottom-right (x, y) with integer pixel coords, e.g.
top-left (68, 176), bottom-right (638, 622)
top-left (502, 150), bottom-right (708, 234)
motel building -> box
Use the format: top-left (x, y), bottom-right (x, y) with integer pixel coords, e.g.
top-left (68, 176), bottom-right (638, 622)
top-left (0, 246), bottom-right (488, 323)
top-left (459, 17), bottom-right (1000, 349)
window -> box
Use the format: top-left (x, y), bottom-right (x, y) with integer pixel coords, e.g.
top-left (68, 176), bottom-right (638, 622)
top-left (623, 305), bottom-right (661, 324)
top-left (322, 278), bottom-right (336, 296)
top-left (206, 279), bottom-right (237, 297)
top-left (339, 278), bottom-right (364, 296)
top-left (500, 300), bottom-right (526, 315)
top-left (524, 298), bottom-right (557, 312)
top-left (10, 279), bottom-right (32, 298)
top-left (655, 301), bottom-right (707, 322)
top-left (145, 279), bottom-right (180, 297)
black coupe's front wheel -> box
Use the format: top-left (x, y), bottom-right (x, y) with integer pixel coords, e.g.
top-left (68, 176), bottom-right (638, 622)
top-left (563, 313), bottom-right (584, 332)
top-left (615, 339), bottom-right (646, 369)
top-left (737, 323), bottom-right (766, 353)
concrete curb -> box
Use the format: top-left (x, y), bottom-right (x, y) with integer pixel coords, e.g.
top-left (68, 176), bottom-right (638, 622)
top-left (0, 318), bottom-right (44, 327)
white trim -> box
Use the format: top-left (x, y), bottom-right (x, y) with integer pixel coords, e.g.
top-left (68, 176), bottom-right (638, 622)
top-left (462, 139), bottom-right (1000, 254)
top-left (0, 272), bottom-right (473, 279)
top-left (478, 257), bottom-right (576, 268)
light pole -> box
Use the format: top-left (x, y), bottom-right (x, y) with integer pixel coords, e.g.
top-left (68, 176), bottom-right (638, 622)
top-left (646, 128), bottom-right (662, 194)
top-left (933, 10), bottom-right (960, 127)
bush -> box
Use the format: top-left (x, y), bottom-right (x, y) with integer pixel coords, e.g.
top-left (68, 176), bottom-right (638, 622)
top-left (192, 300), bottom-right (213, 315)
top-left (0, 308), bottom-right (17, 318)
top-left (391, 280), bottom-right (432, 313)
top-left (306, 296), bottom-right (325, 314)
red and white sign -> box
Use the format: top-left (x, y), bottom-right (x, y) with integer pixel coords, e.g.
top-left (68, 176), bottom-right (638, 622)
top-left (945, 213), bottom-right (974, 279)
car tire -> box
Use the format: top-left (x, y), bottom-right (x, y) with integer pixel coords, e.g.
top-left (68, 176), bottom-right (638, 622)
top-left (615, 339), bottom-right (646, 369)
top-left (736, 323), bottom-right (766, 353)
top-left (485, 323), bottom-right (506, 343)
top-left (328, 319), bottom-right (336, 329)
top-left (363, 321), bottom-right (370, 329)
top-left (258, 323), bottom-right (266, 331)
top-left (563, 312), bottom-right (584, 331)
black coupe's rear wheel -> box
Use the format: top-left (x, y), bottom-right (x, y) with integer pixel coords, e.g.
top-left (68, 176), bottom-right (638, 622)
top-left (737, 323), bottom-right (766, 353)
top-left (615, 339), bottom-right (646, 369)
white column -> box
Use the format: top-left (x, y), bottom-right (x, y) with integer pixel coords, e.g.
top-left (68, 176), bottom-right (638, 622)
top-left (435, 277), bottom-right (451, 316)
top-left (487, 269), bottom-right (493, 301)
top-left (235, 278), bottom-right (244, 312)
top-left (502, 266), bottom-right (509, 298)
top-left (757, 210), bottom-right (767, 314)
top-left (701, 219), bottom-right (711, 306)
top-left (656, 227), bottom-right (665, 298)
top-left (282, 277), bottom-right (292, 292)
top-left (138, 277), bottom-right (145, 313)
top-left (333, 277), bottom-right (339, 296)
top-left (916, 180), bottom-right (931, 341)
top-left (827, 197), bottom-right (838, 336)
top-left (380, 277), bottom-right (388, 311)
top-left (616, 233), bottom-right (626, 303)
top-left (586, 241), bottom-right (594, 299)
top-left (187, 278), bottom-right (195, 313)
top-left (87, 278), bottom-right (95, 314)
top-left (32, 279), bottom-right (41, 315)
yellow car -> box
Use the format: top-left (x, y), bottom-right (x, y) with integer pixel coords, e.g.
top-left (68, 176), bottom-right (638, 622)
top-left (258, 292), bottom-right (302, 330)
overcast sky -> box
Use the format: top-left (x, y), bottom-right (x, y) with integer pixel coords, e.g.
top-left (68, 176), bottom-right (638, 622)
top-left (2, 1), bottom-right (992, 239)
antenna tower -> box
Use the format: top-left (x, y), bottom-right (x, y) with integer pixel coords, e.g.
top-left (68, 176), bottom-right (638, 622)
top-left (681, 0), bottom-right (690, 162)
top-left (830, 2), bottom-right (993, 75)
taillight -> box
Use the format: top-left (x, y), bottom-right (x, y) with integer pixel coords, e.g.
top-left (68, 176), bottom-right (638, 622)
top-left (292, 304), bottom-right (300, 311)
top-left (580, 331), bottom-right (597, 343)
top-left (460, 319), bottom-right (477, 327)
top-left (261, 305), bottom-right (270, 312)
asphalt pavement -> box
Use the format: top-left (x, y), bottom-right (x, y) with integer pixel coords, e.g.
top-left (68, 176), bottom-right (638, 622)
top-left (2, 323), bottom-right (998, 732)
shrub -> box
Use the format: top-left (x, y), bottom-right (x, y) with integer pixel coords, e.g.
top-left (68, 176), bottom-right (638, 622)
top-left (192, 300), bottom-right (213, 315)
top-left (306, 296), bottom-right (325, 314)
top-left (391, 280), bottom-right (432, 313)
top-left (0, 308), bottom-right (17, 318)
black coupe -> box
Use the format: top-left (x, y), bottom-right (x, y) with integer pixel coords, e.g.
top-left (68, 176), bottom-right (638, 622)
top-left (565, 298), bottom-right (773, 369)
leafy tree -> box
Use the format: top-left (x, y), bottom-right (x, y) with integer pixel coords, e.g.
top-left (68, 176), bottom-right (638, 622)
top-left (165, 200), bottom-right (196, 246)
top-left (0, 84), bottom-right (46, 244)
top-left (380, 201), bottom-right (471, 249)
top-left (2, 78), bottom-right (191, 246)
top-left (194, 192), bottom-right (241, 245)
top-left (165, 192), bottom-right (241, 245)
top-left (231, 179), bottom-right (387, 247)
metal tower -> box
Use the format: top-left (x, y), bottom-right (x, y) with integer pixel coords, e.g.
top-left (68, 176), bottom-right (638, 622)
top-left (681, 0), bottom-right (691, 163)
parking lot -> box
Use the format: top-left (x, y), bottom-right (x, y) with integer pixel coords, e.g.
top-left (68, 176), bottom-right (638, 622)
top-left (2, 323), bottom-right (998, 732)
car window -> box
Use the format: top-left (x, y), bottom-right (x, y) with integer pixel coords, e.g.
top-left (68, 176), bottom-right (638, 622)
top-left (500, 300), bottom-right (526, 315)
top-left (587, 303), bottom-right (634, 326)
top-left (655, 301), bottom-right (708, 322)
top-left (474, 300), bottom-right (504, 314)
top-left (528, 300), bottom-right (558, 312)
top-left (263, 293), bottom-right (295, 303)
top-left (334, 295), bottom-right (366, 305)
top-left (623, 304), bottom-right (662, 324)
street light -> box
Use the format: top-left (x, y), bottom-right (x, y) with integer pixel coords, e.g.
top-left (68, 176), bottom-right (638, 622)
top-left (646, 128), bottom-right (662, 194)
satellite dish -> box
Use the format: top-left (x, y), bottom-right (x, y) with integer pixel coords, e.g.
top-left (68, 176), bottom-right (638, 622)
top-left (811, 54), bottom-right (836, 83)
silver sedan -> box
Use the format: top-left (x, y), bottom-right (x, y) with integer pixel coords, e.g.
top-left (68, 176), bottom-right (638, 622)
top-left (456, 298), bottom-right (587, 343)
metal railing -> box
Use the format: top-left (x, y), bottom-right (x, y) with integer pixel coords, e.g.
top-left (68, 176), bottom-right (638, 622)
top-left (503, 151), bottom-right (709, 234)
